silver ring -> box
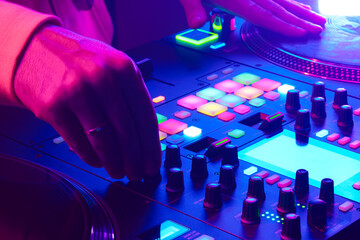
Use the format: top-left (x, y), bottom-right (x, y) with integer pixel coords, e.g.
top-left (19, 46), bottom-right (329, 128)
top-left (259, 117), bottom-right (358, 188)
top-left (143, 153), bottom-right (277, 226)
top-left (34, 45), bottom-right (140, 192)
top-left (86, 125), bottom-right (104, 136)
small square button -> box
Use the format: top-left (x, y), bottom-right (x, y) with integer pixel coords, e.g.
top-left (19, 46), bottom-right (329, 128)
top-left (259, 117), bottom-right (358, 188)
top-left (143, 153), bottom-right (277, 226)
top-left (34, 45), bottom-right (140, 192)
top-left (233, 72), bottom-right (260, 85)
top-left (218, 112), bottom-right (235, 122)
top-left (339, 201), bottom-right (353, 212)
top-left (174, 110), bottom-right (191, 119)
top-left (197, 87), bottom-right (226, 101)
top-left (159, 131), bottom-right (167, 141)
top-left (299, 90), bottom-right (309, 98)
top-left (327, 133), bottom-right (340, 142)
top-left (266, 174), bottom-right (280, 185)
top-left (216, 94), bottom-right (246, 108)
top-left (353, 180), bottom-right (360, 190)
top-left (277, 179), bottom-right (292, 188)
top-left (214, 80), bottom-right (244, 93)
top-left (234, 105), bottom-right (250, 115)
top-left (264, 91), bottom-right (280, 101)
top-left (349, 140), bottom-right (360, 149)
top-left (278, 84), bottom-right (295, 94)
top-left (206, 74), bottom-right (218, 81)
top-left (166, 134), bottom-right (184, 144)
top-left (228, 129), bottom-right (245, 138)
top-left (159, 119), bottom-right (188, 135)
top-left (249, 98), bottom-right (265, 107)
top-left (222, 68), bottom-right (233, 75)
top-left (354, 108), bottom-right (360, 116)
top-left (177, 95), bottom-right (207, 110)
top-left (235, 86), bottom-right (264, 100)
top-left (252, 78), bottom-right (281, 91)
top-left (197, 102), bottom-right (228, 117)
top-left (156, 113), bottom-right (167, 124)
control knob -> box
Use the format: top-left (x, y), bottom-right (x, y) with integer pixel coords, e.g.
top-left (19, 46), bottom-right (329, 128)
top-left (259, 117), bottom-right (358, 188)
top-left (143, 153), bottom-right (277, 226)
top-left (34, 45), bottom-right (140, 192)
top-left (281, 214), bottom-right (302, 240)
top-left (337, 105), bottom-right (354, 128)
top-left (285, 89), bottom-right (301, 112)
top-left (191, 155), bottom-right (208, 181)
top-left (307, 199), bottom-right (327, 231)
top-left (247, 176), bottom-right (265, 201)
top-left (164, 145), bottom-right (181, 169)
top-left (277, 187), bottom-right (296, 214)
top-left (333, 88), bottom-right (348, 110)
top-left (319, 178), bottom-right (334, 204)
top-left (311, 97), bottom-right (326, 119)
top-left (311, 81), bottom-right (326, 101)
top-left (203, 182), bottom-right (223, 209)
top-left (294, 169), bottom-right (309, 196)
top-left (166, 168), bottom-right (184, 193)
top-left (222, 144), bottom-right (239, 167)
top-left (219, 165), bottom-right (236, 192)
top-left (295, 109), bottom-right (311, 133)
top-left (241, 197), bottom-right (261, 224)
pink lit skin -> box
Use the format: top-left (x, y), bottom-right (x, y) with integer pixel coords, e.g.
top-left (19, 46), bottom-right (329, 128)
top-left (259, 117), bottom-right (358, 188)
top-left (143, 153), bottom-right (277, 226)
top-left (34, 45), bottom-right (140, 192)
top-left (180, 0), bottom-right (326, 37)
top-left (14, 25), bottom-right (161, 181)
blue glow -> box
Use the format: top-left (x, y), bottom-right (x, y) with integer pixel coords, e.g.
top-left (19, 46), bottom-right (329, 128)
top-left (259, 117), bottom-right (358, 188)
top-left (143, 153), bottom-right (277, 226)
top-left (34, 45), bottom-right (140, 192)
top-left (159, 220), bottom-right (190, 240)
top-left (183, 126), bottom-right (202, 138)
top-left (315, 129), bottom-right (329, 138)
top-left (278, 84), bottom-right (295, 94)
top-left (319, 0), bottom-right (360, 16)
top-left (243, 166), bottom-right (258, 175)
top-left (210, 42), bottom-right (226, 49)
top-left (238, 130), bottom-right (360, 193)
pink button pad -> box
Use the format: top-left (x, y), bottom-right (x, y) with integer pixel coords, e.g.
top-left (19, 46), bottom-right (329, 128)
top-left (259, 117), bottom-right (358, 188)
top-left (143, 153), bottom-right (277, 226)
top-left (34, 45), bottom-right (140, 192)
top-left (353, 108), bottom-right (360, 116)
top-left (234, 105), bottom-right (251, 115)
top-left (266, 174), bottom-right (280, 185)
top-left (255, 170), bottom-right (269, 179)
top-left (214, 80), bottom-right (244, 93)
top-left (349, 140), bottom-right (360, 149)
top-left (338, 137), bottom-right (351, 145)
top-left (339, 201), bottom-right (353, 212)
top-left (278, 179), bottom-right (292, 188)
top-left (263, 91), bottom-right (280, 101)
top-left (327, 133), bottom-right (340, 142)
top-left (177, 95), bottom-right (207, 110)
top-left (353, 180), bottom-right (360, 190)
top-left (218, 112), bottom-right (235, 122)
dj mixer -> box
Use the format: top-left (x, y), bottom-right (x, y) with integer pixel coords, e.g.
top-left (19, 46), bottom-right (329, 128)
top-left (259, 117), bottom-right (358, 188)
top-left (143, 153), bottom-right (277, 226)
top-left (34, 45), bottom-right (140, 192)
top-left (1, 1), bottom-right (360, 239)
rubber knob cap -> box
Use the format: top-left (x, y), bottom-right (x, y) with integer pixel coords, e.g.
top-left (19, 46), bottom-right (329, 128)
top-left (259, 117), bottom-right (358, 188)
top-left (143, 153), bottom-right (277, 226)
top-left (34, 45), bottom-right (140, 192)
top-left (333, 88), bottom-right (348, 110)
top-left (241, 197), bottom-right (261, 224)
top-left (307, 199), bottom-right (327, 231)
top-left (281, 214), bottom-right (301, 240)
top-left (164, 145), bottom-right (181, 169)
top-left (247, 176), bottom-right (265, 201)
top-left (294, 169), bottom-right (309, 196)
top-left (277, 187), bottom-right (296, 214)
top-left (311, 81), bottom-right (326, 101)
top-left (337, 105), bottom-right (354, 128)
top-left (203, 182), bottom-right (223, 209)
top-left (221, 144), bottom-right (239, 167)
top-left (219, 165), bottom-right (236, 192)
top-left (311, 97), bottom-right (326, 119)
top-left (295, 109), bottom-right (311, 133)
top-left (166, 168), bottom-right (184, 193)
top-left (319, 178), bottom-right (334, 204)
top-left (285, 89), bottom-right (301, 112)
top-left (191, 155), bottom-right (208, 181)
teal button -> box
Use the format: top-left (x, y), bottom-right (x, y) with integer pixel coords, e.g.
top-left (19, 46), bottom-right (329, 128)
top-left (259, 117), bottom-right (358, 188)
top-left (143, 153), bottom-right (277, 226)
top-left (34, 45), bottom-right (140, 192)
top-left (233, 73), bottom-right (260, 85)
top-left (228, 129), bottom-right (245, 139)
top-left (216, 94), bottom-right (246, 108)
top-left (196, 87), bottom-right (226, 101)
top-left (249, 98), bottom-right (265, 107)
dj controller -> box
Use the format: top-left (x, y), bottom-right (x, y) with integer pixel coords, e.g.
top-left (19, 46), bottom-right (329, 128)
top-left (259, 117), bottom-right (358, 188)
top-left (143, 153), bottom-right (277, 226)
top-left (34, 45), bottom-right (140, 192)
top-left (1, 1), bottom-right (360, 239)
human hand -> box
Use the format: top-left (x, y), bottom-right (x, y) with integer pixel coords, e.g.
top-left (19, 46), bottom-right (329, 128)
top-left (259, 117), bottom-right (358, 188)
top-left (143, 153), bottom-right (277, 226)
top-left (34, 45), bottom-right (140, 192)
top-left (14, 25), bottom-right (161, 181)
top-left (180, 0), bottom-right (327, 36)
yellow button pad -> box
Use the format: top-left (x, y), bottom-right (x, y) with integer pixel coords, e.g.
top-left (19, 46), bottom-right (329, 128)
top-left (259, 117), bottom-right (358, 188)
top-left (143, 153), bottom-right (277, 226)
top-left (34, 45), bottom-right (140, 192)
top-left (197, 102), bottom-right (228, 117)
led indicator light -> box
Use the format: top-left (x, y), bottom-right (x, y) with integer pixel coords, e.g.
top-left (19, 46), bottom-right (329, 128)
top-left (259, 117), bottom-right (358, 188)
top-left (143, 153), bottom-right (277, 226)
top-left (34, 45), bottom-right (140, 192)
top-left (176, 29), bottom-right (219, 46)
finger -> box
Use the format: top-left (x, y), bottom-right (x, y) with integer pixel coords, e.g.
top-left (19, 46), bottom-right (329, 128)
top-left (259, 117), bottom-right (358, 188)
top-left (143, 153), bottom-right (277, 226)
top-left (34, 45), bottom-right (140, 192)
top-left (253, 0), bottom-right (323, 34)
top-left (68, 81), bottom-right (124, 179)
top-left (47, 105), bottom-right (103, 168)
top-left (179, 0), bottom-right (207, 28)
top-left (274, 0), bottom-right (327, 26)
top-left (98, 70), bottom-right (144, 182)
top-left (294, 1), bottom-right (311, 10)
top-left (107, 55), bottom-right (162, 178)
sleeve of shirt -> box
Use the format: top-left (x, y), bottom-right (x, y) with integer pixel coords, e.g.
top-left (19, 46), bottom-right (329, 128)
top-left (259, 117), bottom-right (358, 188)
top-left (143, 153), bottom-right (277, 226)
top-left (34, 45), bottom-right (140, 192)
top-left (0, 1), bottom-right (61, 107)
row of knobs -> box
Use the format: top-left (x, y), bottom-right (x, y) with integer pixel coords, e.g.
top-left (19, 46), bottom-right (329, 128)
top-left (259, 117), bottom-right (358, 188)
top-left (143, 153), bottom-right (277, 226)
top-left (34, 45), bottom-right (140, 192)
top-left (285, 82), bottom-right (354, 130)
top-left (164, 145), bottom-right (334, 238)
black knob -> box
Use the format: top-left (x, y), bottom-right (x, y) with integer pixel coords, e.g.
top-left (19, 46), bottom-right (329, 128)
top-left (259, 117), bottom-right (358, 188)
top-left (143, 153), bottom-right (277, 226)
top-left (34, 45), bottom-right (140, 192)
top-left (247, 176), bottom-right (265, 201)
top-left (337, 105), bottom-right (354, 128)
top-left (295, 109), bottom-right (311, 133)
top-left (203, 182), bottom-right (223, 209)
top-left (295, 169), bottom-right (309, 196)
top-left (281, 214), bottom-right (302, 240)
top-left (164, 145), bottom-right (181, 169)
top-left (222, 144), bottom-right (239, 167)
top-left (285, 89), bottom-right (301, 112)
top-left (319, 178), bottom-right (334, 204)
top-left (311, 97), bottom-right (326, 119)
top-left (191, 155), bottom-right (208, 180)
top-left (277, 187), bottom-right (296, 214)
top-left (311, 81), bottom-right (326, 101)
top-left (166, 168), bottom-right (184, 193)
top-left (241, 197), bottom-right (261, 224)
top-left (219, 165), bottom-right (236, 192)
top-left (307, 199), bottom-right (327, 231)
top-left (333, 88), bottom-right (348, 110)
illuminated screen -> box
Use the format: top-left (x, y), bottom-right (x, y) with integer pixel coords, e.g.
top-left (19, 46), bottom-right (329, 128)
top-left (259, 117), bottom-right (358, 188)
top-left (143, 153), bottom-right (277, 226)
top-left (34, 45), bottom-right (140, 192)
top-left (137, 220), bottom-right (190, 240)
top-left (319, 0), bottom-right (360, 16)
top-left (238, 130), bottom-right (360, 187)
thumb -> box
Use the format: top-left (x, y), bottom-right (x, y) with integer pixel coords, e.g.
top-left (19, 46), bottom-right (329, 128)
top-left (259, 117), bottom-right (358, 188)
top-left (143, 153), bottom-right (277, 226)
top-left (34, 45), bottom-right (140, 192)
top-left (180, 0), bottom-right (207, 29)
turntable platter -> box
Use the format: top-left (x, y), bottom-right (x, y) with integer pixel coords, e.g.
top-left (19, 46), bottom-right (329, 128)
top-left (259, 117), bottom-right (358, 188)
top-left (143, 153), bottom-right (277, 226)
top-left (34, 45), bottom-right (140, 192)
top-left (0, 155), bottom-right (116, 240)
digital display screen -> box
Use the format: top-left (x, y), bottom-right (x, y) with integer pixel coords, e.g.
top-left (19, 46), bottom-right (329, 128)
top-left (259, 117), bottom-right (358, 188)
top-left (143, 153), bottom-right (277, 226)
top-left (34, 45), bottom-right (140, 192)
top-left (137, 220), bottom-right (190, 240)
top-left (238, 130), bottom-right (360, 188)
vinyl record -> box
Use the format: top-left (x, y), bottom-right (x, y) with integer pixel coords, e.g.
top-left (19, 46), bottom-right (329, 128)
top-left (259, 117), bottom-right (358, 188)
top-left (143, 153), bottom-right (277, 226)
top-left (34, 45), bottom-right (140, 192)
top-left (0, 154), bottom-right (117, 240)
